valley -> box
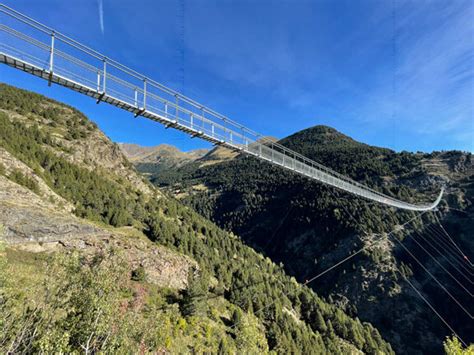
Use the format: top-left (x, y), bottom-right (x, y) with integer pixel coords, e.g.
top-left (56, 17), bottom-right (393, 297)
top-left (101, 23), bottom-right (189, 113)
top-left (126, 123), bottom-right (474, 354)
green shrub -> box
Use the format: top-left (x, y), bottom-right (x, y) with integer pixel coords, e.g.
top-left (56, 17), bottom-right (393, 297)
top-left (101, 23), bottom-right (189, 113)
top-left (443, 336), bottom-right (474, 355)
top-left (8, 169), bottom-right (40, 194)
top-left (131, 266), bottom-right (146, 282)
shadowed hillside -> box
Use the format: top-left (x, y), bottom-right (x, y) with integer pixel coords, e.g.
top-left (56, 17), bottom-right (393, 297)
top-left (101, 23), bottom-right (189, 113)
top-left (142, 124), bottom-right (473, 353)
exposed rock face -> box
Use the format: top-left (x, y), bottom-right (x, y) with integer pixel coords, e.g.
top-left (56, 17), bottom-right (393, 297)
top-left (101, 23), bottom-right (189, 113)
top-left (68, 132), bottom-right (154, 196)
top-left (53, 233), bottom-right (196, 289)
top-left (0, 84), bottom-right (194, 290)
top-left (0, 102), bottom-right (153, 197)
top-left (0, 175), bottom-right (100, 244)
top-left (0, 147), bottom-right (74, 212)
top-left (0, 84), bottom-right (396, 353)
top-left (0, 175), bottom-right (194, 290)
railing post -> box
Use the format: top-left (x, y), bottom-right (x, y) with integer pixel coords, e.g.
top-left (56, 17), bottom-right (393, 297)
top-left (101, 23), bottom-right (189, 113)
top-left (211, 124), bottom-right (215, 137)
top-left (143, 79), bottom-right (147, 110)
top-left (97, 58), bottom-right (107, 104)
top-left (190, 113), bottom-right (194, 128)
top-left (164, 102), bottom-right (168, 117)
top-left (134, 87), bottom-right (138, 107)
top-left (96, 70), bottom-right (101, 92)
top-left (102, 58), bottom-right (107, 93)
top-left (48, 31), bottom-right (55, 86)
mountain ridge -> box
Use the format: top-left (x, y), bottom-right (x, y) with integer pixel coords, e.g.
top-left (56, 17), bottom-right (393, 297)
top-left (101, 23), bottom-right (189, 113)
top-left (119, 142), bottom-right (208, 163)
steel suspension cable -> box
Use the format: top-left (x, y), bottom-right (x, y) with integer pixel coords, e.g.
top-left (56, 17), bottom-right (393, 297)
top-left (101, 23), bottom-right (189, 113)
top-left (425, 223), bottom-right (473, 267)
top-left (425, 224), bottom-right (474, 274)
top-left (422, 228), bottom-right (474, 284)
top-left (418, 226), bottom-right (474, 283)
top-left (303, 210), bottom-right (428, 284)
top-left (402, 275), bottom-right (468, 347)
top-left (409, 229), bottom-right (473, 296)
top-left (228, 194), bottom-right (425, 343)
top-left (391, 233), bottom-right (473, 318)
top-left (435, 217), bottom-right (473, 267)
top-left (320, 196), bottom-right (471, 339)
top-left (0, 4), bottom-right (445, 211)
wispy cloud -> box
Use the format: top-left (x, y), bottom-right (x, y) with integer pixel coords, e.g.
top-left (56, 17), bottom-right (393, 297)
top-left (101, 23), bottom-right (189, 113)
top-left (177, 0), bottom-right (473, 151)
top-left (97, 0), bottom-right (472, 151)
top-left (98, 0), bottom-right (104, 35)
top-left (349, 1), bottom-right (473, 145)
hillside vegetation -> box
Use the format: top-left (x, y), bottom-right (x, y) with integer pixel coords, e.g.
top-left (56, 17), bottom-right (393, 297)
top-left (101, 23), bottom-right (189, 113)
top-left (0, 83), bottom-right (394, 353)
top-left (142, 124), bottom-right (473, 353)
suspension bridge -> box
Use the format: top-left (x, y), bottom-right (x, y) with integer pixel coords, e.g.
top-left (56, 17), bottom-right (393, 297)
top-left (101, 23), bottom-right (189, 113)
top-left (0, 4), bottom-right (443, 211)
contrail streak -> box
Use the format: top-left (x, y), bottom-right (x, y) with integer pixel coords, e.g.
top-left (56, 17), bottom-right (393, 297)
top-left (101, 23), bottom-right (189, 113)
top-left (98, 0), bottom-right (104, 35)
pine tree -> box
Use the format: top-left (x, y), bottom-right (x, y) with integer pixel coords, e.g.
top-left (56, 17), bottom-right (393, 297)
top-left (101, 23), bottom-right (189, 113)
top-left (217, 338), bottom-right (231, 354)
top-left (181, 268), bottom-right (207, 318)
top-left (315, 310), bottom-right (327, 333)
top-left (231, 308), bottom-right (243, 328)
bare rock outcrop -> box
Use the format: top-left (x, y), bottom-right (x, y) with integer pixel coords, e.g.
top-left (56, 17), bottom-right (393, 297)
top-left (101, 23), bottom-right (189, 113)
top-left (0, 175), bottom-right (194, 289)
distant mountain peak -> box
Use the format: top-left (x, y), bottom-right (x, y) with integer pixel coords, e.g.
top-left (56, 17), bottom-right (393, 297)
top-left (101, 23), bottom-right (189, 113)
top-left (119, 143), bottom-right (208, 164)
top-left (278, 124), bottom-right (380, 159)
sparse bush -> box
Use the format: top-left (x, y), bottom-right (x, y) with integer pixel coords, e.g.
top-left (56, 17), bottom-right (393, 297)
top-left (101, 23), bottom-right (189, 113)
top-left (8, 169), bottom-right (40, 194)
top-left (443, 336), bottom-right (474, 355)
top-left (131, 266), bottom-right (146, 282)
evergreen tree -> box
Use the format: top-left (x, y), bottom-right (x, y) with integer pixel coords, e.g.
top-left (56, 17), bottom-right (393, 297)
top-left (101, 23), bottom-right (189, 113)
top-left (315, 310), bottom-right (327, 333)
top-left (181, 268), bottom-right (207, 318)
top-left (217, 338), bottom-right (231, 354)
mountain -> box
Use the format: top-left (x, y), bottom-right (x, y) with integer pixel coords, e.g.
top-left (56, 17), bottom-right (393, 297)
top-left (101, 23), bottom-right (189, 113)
top-left (0, 83), bottom-right (395, 353)
top-left (119, 142), bottom-right (208, 166)
top-left (140, 124), bottom-right (473, 353)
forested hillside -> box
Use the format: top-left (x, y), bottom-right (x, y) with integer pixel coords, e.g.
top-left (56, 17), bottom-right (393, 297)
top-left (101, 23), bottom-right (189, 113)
top-left (0, 83), bottom-right (397, 353)
top-left (142, 125), bottom-right (473, 353)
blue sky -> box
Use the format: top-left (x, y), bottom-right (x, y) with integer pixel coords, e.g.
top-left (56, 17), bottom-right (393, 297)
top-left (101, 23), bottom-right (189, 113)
top-left (1, 0), bottom-right (473, 152)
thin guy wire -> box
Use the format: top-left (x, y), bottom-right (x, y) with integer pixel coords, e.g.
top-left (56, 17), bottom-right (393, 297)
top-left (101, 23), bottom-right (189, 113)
top-left (409, 229), bottom-right (473, 296)
top-left (391, 233), bottom-right (473, 319)
top-left (435, 216), bottom-right (473, 266)
top-left (417, 226), bottom-right (474, 283)
top-left (425, 224), bottom-right (474, 274)
top-left (425, 223), bottom-right (473, 271)
top-left (402, 275), bottom-right (468, 347)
